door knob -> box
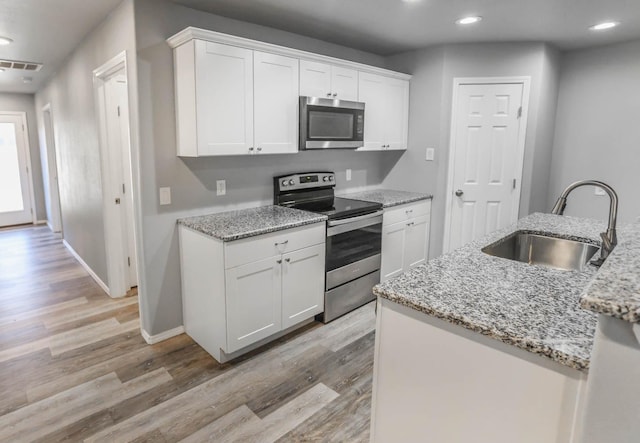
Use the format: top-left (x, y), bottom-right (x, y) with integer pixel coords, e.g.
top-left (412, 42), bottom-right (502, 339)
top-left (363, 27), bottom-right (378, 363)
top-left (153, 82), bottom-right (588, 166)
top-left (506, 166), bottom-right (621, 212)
top-left (455, 189), bottom-right (464, 197)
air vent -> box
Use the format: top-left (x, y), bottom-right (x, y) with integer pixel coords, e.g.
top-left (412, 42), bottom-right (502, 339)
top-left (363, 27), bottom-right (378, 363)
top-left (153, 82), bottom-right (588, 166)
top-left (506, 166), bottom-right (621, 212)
top-left (0, 59), bottom-right (43, 72)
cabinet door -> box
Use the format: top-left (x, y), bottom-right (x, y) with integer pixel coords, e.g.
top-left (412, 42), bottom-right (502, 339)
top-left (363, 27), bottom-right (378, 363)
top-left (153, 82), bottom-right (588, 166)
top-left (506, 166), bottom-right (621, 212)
top-left (381, 221), bottom-right (406, 282)
top-left (299, 60), bottom-right (331, 99)
top-left (385, 78), bottom-right (409, 150)
top-left (357, 72), bottom-right (386, 151)
top-left (405, 215), bottom-right (430, 270)
top-left (254, 51), bottom-right (299, 154)
top-left (331, 66), bottom-right (358, 101)
top-left (226, 256), bottom-right (282, 353)
top-left (281, 244), bottom-right (325, 329)
top-left (196, 41), bottom-right (254, 156)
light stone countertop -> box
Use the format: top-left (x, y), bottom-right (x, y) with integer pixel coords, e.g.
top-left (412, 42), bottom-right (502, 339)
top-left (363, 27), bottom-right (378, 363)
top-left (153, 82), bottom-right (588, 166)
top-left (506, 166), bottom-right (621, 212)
top-left (579, 219), bottom-right (640, 322)
top-left (339, 189), bottom-right (433, 208)
top-left (374, 213), bottom-right (609, 371)
top-left (177, 205), bottom-right (327, 242)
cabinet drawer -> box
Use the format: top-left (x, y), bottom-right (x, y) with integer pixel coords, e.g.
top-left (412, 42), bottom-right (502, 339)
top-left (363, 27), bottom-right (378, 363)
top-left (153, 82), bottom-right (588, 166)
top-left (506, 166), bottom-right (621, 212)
top-left (224, 222), bottom-right (325, 269)
top-left (383, 200), bottom-right (431, 226)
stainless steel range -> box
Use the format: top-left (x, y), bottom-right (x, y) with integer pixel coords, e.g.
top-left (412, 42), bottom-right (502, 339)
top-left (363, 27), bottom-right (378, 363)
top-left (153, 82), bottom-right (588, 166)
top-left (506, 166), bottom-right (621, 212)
top-left (274, 172), bottom-right (382, 323)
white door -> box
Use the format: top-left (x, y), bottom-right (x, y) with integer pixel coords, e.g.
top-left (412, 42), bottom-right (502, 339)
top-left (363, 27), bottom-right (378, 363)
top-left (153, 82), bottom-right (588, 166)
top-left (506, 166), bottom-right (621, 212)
top-left (381, 221), bottom-right (406, 282)
top-left (42, 107), bottom-right (62, 233)
top-left (446, 81), bottom-right (527, 252)
top-left (196, 40), bottom-right (254, 155)
top-left (358, 72), bottom-right (386, 151)
top-left (299, 60), bottom-right (331, 98)
top-left (405, 215), bottom-right (429, 269)
top-left (331, 66), bottom-right (358, 101)
top-left (253, 51), bottom-right (299, 154)
top-left (281, 244), bottom-right (325, 329)
top-left (226, 256), bottom-right (282, 353)
top-left (0, 114), bottom-right (33, 227)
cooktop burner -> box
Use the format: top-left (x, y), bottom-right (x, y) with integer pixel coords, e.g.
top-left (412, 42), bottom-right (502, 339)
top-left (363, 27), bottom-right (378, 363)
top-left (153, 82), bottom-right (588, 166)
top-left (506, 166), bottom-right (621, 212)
top-left (312, 197), bottom-right (382, 220)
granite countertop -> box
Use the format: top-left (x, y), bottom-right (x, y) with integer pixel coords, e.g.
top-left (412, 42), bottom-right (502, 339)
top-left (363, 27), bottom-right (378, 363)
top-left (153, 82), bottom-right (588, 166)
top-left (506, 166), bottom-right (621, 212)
top-left (580, 219), bottom-right (640, 322)
top-left (374, 213), bottom-right (609, 371)
top-left (340, 189), bottom-right (433, 208)
top-left (177, 205), bottom-right (327, 241)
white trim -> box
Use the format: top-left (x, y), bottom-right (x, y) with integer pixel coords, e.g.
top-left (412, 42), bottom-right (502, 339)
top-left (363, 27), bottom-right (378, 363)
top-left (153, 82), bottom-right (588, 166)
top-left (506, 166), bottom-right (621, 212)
top-left (167, 27), bottom-right (411, 81)
top-left (442, 76), bottom-right (531, 254)
top-left (63, 239), bottom-right (110, 295)
top-left (41, 102), bottom-right (63, 234)
top-left (141, 326), bottom-right (186, 345)
top-left (0, 111), bottom-right (36, 224)
top-left (35, 219), bottom-right (47, 225)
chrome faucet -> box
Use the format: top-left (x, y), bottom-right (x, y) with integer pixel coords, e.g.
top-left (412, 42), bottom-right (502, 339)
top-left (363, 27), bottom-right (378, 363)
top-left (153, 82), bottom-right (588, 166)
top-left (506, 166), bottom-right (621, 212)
top-left (551, 180), bottom-right (618, 266)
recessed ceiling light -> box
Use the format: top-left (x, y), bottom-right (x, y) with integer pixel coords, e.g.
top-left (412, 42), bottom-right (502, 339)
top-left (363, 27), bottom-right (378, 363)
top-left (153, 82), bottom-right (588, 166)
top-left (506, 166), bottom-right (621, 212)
top-left (589, 21), bottom-right (620, 31)
top-left (456, 16), bottom-right (482, 25)
top-left (0, 36), bottom-right (13, 45)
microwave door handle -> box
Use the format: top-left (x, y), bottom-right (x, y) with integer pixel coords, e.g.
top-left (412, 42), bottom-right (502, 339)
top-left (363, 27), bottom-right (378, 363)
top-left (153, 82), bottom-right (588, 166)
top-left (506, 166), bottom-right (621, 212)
top-left (327, 210), bottom-right (383, 227)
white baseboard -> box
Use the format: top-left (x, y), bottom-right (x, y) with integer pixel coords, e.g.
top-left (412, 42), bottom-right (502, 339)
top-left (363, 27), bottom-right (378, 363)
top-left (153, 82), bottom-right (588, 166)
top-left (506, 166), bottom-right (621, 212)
top-left (35, 219), bottom-right (48, 225)
top-left (63, 239), bottom-right (110, 296)
top-left (141, 325), bottom-right (185, 344)
top-left (46, 221), bottom-right (53, 231)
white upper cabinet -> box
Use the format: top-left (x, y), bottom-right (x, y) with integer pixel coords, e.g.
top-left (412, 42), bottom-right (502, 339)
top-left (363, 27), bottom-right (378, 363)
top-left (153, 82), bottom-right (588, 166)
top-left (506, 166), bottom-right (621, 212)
top-left (299, 60), bottom-right (358, 101)
top-left (254, 51), bottom-right (299, 154)
top-left (358, 72), bottom-right (410, 151)
top-left (168, 28), bottom-right (411, 157)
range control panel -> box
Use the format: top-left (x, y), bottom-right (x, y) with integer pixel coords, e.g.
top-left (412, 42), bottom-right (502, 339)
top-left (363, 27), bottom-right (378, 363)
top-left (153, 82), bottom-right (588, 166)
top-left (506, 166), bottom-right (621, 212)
top-left (274, 172), bottom-right (335, 192)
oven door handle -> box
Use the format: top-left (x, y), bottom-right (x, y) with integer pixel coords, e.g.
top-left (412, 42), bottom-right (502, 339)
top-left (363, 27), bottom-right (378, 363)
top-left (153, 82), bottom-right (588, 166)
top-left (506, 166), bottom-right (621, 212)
top-left (327, 210), bottom-right (384, 227)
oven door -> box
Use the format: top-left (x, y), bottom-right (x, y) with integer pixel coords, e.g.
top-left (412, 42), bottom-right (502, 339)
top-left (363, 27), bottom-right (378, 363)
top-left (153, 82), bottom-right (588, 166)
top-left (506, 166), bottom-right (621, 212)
top-left (299, 96), bottom-right (364, 149)
top-left (326, 211), bottom-right (382, 290)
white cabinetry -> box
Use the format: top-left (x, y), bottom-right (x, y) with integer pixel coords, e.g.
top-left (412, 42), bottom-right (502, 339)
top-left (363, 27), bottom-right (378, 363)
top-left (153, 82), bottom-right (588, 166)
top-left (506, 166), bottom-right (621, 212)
top-left (179, 223), bottom-right (325, 362)
top-left (173, 40), bottom-right (298, 156)
top-left (381, 200), bottom-right (431, 281)
top-left (358, 72), bottom-right (409, 151)
top-left (299, 60), bottom-right (358, 101)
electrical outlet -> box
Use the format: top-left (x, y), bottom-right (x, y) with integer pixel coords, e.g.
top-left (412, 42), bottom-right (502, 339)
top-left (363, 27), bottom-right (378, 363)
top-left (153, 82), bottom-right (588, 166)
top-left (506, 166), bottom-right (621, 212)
top-left (346, 169), bottom-right (352, 181)
top-left (594, 187), bottom-right (606, 196)
top-left (159, 187), bottom-right (171, 205)
top-left (216, 180), bottom-right (226, 196)
top-left (425, 148), bottom-right (435, 161)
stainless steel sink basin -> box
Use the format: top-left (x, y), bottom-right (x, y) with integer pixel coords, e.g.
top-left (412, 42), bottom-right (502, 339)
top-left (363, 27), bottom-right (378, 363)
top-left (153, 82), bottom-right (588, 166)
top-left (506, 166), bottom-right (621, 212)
top-left (481, 231), bottom-right (600, 271)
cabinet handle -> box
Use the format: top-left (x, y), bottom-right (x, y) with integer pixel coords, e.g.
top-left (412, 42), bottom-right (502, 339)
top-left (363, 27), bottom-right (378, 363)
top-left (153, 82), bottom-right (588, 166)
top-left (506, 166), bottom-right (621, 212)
top-left (257, 147), bottom-right (262, 152)
top-left (326, 92), bottom-right (332, 97)
top-left (405, 209), bottom-right (413, 214)
top-left (332, 93), bottom-right (337, 97)
top-left (285, 258), bottom-right (291, 263)
top-left (407, 222), bottom-right (414, 226)
top-left (249, 147), bottom-right (254, 152)
top-left (277, 259), bottom-right (282, 264)
top-left (274, 240), bottom-right (289, 246)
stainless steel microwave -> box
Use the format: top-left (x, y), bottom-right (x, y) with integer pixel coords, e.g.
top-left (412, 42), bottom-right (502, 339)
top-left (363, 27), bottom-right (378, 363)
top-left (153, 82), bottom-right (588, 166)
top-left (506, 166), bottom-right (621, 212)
top-left (299, 96), bottom-right (365, 149)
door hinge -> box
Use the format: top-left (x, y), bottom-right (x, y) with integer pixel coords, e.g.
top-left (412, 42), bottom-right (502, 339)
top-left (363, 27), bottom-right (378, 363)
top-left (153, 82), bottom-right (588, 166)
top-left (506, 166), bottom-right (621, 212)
top-left (122, 183), bottom-right (125, 194)
top-left (127, 257), bottom-right (131, 267)
top-left (517, 106), bottom-right (522, 119)
top-left (26, 166), bottom-right (29, 174)
top-left (117, 106), bottom-right (121, 117)
top-left (513, 178), bottom-right (517, 189)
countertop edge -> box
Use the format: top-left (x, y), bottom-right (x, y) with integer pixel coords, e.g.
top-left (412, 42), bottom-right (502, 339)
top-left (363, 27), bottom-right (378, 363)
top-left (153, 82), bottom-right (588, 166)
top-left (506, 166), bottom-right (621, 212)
top-left (375, 287), bottom-right (590, 372)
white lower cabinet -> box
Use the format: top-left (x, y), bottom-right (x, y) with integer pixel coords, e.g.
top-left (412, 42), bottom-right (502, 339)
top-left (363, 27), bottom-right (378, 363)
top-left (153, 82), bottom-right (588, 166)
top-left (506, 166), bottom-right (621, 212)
top-left (380, 201), bottom-right (431, 282)
top-left (179, 223), bottom-right (325, 362)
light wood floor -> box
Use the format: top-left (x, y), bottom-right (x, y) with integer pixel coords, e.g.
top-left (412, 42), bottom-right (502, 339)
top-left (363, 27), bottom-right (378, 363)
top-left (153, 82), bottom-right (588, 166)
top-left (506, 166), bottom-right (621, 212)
top-left (0, 226), bottom-right (375, 442)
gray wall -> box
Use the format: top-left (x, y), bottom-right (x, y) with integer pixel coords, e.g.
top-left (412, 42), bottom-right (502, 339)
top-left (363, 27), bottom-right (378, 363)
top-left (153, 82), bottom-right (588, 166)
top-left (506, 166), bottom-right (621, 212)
top-left (0, 93), bottom-right (46, 221)
top-left (384, 43), bottom-right (560, 258)
top-left (548, 39), bottom-right (640, 223)
top-left (34, 0), bottom-right (137, 284)
top-left (134, 0), bottom-right (398, 335)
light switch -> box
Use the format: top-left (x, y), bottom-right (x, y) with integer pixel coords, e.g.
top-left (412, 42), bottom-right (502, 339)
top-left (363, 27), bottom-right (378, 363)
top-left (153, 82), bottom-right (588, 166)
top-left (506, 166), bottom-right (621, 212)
top-left (426, 148), bottom-right (435, 161)
top-left (216, 180), bottom-right (226, 196)
top-left (159, 187), bottom-right (171, 205)
top-left (346, 169), bottom-right (352, 181)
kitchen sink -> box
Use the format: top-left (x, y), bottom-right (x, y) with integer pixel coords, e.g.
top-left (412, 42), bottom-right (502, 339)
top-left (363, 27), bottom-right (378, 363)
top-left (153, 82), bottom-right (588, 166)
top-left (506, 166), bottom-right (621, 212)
top-left (481, 231), bottom-right (600, 271)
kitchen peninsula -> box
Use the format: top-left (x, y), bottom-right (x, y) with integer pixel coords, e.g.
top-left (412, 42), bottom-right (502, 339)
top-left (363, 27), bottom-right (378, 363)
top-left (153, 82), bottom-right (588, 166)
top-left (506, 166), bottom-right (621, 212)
top-left (369, 213), bottom-right (640, 443)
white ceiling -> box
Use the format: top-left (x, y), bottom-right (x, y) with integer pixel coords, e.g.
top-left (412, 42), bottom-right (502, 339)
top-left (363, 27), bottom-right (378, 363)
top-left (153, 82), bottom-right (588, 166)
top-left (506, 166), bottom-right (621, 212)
top-left (1, 0), bottom-right (639, 95)
top-left (172, 0), bottom-right (640, 55)
top-left (0, 0), bottom-right (122, 94)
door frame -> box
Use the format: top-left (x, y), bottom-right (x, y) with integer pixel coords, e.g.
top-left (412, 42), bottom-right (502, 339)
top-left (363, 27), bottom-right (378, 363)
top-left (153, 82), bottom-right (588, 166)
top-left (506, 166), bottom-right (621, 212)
top-left (41, 103), bottom-right (63, 233)
top-left (93, 51), bottom-right (138, 298)
top-left (0, 111), bottom-right (36, 225)
top-left (442, 76), bottom-right (531, 254)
